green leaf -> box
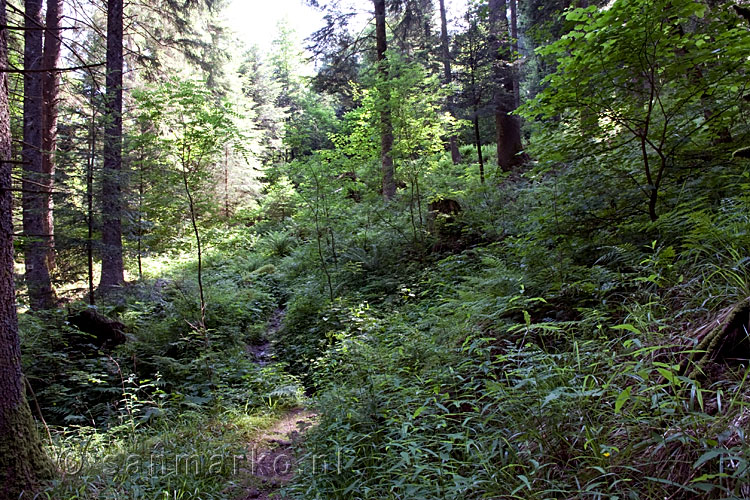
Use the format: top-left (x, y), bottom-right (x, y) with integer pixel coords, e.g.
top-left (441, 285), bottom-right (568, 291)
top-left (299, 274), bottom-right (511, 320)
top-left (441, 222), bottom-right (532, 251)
top-left (657, 368), bottom-right (679, 385)
top-left (518, 474), bottom-right (531, 490)
top-left (612, 324), bottom-right (641, 335)
top-left (693, 449), bottom-right (730, 469)
top-left (412, 406), bottom-right (426, 419)
top-left (614, 386), bottom-right (632, 414)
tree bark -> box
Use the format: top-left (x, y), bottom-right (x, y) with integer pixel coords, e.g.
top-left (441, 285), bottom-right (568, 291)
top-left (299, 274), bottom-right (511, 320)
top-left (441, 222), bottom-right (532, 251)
top-left (439, 0), bottom-right (461, 164)
top-left (22, 0), bottom-right (55, 310)
top-left (87, 101), bottom-right (96, 305)
top-left (509, 0), bottom-right (520, 109)
top-left (474, 115), bottom-right (484, 184)
top-left (374, 0), bottom-right (396, 200)
top-left (469, 45), bottom-right (485, 184)
top-left (41, 0), bottom-right (63, 271)
top-left (136, 165), bottom-right (143, 280)
top-left (182, 164), bottom-right (206, 329)
top-left (488, 0), bottom-right (524, 172)
top-left (99, 0), bottom-right (125, 291)
top-left (0, 3), bottom-right (55, 495)
top-left (224, 146), bottom-right (229, 218)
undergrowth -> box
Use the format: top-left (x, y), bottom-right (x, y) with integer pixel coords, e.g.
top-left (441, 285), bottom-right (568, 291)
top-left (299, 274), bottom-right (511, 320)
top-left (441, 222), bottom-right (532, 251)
top-left (20, 145), bottom-right (750, 499)
top-left (275, 153), bottom-right (750, 498)
top-left (20, 237), bottom-right (305, 499)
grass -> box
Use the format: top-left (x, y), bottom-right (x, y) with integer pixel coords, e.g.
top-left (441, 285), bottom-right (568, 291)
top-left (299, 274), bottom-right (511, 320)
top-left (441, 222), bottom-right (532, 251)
top-left (40, 408), bottom-right (281, 499)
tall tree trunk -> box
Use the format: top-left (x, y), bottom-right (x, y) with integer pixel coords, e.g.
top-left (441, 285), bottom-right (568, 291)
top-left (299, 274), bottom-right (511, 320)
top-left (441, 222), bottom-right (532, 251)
top-left (41, 0), bottom-right (62, 271)
top-left (438, 0), bottom-right (461, 164)
top-left (488, 0), bottom-right (524, 172)
top-left (509, 0), bottom-right (520, 109)
top-left (0, 3), bottom-right (55, 495)
top-left (22, 0), bottom-right (55, 310)
top-left (374, 0), bottom-right (396, 200)
top-left (99, 0), bottom-right (125, 291)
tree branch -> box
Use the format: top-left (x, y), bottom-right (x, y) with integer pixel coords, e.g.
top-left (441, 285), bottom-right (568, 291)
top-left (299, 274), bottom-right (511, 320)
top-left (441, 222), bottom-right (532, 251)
top-left (0, 62), bottom-right (104, 73)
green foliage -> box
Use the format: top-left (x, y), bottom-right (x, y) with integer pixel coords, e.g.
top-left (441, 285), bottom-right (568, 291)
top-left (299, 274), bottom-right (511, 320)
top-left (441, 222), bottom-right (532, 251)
top-left (262, 72), bottom-right (750, 498)
top-left (40, 409), bottom-right (282, 499)
top-left (16, 2), bottom-right (750, 498)
top-left (20, 237), bottom-right (306, 499)
top-left (282, 198), bottom-right (750, 498)
top-left (258, 230), bottom-right (298, 258)
top-left (521, 0), bottom-right (750, 220)
top-left (256, 175), bottom-right (300, 226)
top-left (274, 287), bottom-right (339, 382)
top-left (330, 55), bottom-right (459, 190)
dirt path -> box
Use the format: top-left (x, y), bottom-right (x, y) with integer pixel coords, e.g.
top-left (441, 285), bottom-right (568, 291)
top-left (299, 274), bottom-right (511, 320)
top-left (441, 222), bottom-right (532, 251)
top-left (246, 308), bottom-right (285, 366)
top-left (240, 308), bottom-right (316, 499)
top-left (238, 408), bottom-right (317, 499)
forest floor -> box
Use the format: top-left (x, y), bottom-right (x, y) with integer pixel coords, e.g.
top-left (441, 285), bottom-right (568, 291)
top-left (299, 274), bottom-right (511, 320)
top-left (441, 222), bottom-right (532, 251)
top-left (238, 307), bottom-right (316, 499)
top-left (246, 308), bottom-right (285, 366)
top-left (237, 408), bottom-right (317, 500)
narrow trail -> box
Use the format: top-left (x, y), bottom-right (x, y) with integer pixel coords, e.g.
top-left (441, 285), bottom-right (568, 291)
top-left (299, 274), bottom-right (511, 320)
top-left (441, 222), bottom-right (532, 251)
top-left (238, 408), bottom-right (317, 499)
top-left (246, 308), bottom-right (285, 366)
top-left (239, 308), bottom-right (317, 499)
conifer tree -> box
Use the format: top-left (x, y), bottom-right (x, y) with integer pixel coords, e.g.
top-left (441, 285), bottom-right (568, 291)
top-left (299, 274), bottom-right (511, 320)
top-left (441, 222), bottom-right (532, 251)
top-left (0, 1), bottom-right (55, 494)
top-left (99, 0), bottom-right (125, 291)
top-left (22, 0), bottom-right (55, 309)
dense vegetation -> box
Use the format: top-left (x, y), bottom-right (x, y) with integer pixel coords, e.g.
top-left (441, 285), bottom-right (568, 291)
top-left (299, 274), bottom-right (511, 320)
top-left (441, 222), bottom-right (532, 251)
top-left (1, 0), bottom-right (750, 498)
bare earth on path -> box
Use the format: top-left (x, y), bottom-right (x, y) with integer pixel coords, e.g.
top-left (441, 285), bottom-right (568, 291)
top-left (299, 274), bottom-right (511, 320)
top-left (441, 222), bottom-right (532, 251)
top-left (237, 408), bottom-right (317, 500)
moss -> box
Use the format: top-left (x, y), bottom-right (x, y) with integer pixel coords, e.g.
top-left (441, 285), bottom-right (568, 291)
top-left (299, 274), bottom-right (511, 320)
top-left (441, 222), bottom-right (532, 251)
top-left (0, 394), bottom-right (55, 500)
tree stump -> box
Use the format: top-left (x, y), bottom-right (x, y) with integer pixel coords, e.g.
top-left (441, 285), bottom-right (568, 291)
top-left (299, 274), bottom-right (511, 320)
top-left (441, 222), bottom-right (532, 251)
top-left (67, 308), bottom-right (127, 350)
top-left (681, 299), bottom-right (750, 379)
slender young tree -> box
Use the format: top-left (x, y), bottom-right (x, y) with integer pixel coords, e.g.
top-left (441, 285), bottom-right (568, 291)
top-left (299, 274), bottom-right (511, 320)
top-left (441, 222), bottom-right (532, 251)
top-left (87, 99), bottom-right (97, 305)
top-left (100, 0), bottom-right (125, 291)
top-left (0, 2), bottom-right (55, 495)
top-left (439, 0), bottom-right (461, 164)
top-left (22, 0), bottom-right (55, 310)
top-left (455, 7), bottom-right (489, 182)
top-left (488, 0), bottom-right (523, 171)
top-left (41, 0), bottom-right (63, 271)
top-left (374, 0), bottom-right (396, 200)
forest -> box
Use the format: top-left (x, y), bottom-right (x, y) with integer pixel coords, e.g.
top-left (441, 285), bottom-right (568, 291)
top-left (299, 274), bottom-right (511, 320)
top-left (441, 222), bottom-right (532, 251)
top-left (1, 0), bottom-right (750, 498)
